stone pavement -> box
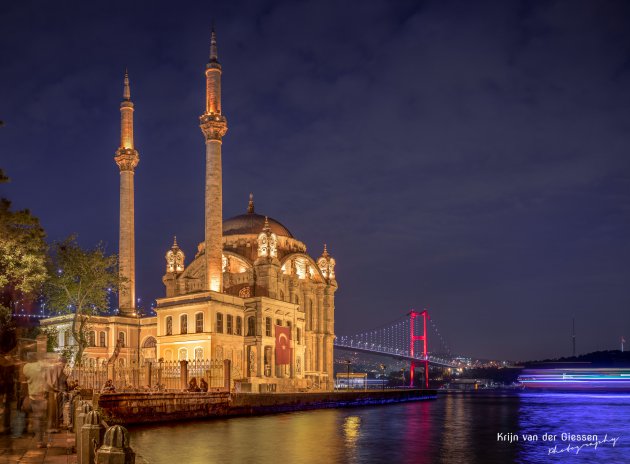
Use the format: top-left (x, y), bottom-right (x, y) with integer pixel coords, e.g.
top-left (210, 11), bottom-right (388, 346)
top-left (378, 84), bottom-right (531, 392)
top-left (0, 431), bottom-right (76, 464)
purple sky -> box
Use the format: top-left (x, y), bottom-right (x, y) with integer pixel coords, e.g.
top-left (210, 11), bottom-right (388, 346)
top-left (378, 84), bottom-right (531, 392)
top-left (1, 0), bottom-right (629, 360)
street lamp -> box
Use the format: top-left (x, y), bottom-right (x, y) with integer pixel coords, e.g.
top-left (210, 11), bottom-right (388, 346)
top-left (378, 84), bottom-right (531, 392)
top-left (380, 364), bottom-right (386, 391)
top-left (341, 359), bottom-right (351, 390)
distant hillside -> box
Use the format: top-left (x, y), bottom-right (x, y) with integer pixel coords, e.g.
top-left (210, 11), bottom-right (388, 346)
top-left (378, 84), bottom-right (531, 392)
top-left (523, 350), bottom-right (630, 367)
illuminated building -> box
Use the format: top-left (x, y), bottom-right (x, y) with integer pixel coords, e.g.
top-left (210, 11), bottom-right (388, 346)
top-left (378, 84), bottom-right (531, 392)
top-left (41, 30), bottom-right (337, 391)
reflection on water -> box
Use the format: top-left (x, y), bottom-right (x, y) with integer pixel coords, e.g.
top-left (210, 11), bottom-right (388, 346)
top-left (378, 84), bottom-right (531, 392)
top-left (517, 393), bottom-right (630, 463)
top-left (130, 393), bottom-right (630, 464)
top-left (343, 416), bottom-right (361, 463)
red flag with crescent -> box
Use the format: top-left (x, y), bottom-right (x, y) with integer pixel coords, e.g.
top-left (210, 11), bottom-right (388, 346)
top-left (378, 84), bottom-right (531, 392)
top-left (275, 325), bottom-right (292, 365)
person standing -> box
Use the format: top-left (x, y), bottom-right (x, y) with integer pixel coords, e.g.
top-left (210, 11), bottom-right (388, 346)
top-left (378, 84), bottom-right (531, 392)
top-left (45, 356), bottom-right (67, 432)
top-left (22, 352), bottom-right (47, 448)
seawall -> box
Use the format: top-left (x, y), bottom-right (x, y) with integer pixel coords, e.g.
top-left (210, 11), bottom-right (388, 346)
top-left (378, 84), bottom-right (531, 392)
top-left (96, 389), bottom-right (437, 425)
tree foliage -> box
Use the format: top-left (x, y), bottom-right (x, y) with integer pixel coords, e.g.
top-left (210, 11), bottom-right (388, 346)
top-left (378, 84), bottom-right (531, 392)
top-left (44, 236), bottom-right (120, 365)
top-left (0, 169), bottom-right (48, 302)
top-left (0, 168), bottom-right (47, 353)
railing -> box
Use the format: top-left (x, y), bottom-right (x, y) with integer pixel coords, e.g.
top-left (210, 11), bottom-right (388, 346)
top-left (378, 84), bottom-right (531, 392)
top-left (187, 359), bottom-right (225, 389)
top-left (67, 358), bottom-right (228, 392)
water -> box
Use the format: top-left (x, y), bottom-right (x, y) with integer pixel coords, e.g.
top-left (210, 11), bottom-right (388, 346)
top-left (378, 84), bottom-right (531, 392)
top-left (130, 392), bottom-right (630, 463)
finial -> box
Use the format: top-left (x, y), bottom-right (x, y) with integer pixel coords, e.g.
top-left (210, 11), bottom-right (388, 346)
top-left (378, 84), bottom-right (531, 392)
top-left (123, 69), bottom-right (131, 101)
top-left (263, 216), bottom-right (270, 233)
top-left (172, 236), bottom-right (178, 247)
top-left (210, 26), bottom-right (218, 63)
top-left (322, 243), bottom-right (329, 257)
top-left (247, 193), bottom-right (255, 214)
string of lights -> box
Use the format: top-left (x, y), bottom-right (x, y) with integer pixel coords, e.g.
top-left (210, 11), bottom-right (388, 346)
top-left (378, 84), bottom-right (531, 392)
top-left (335, 310), bottom-right (456, 366)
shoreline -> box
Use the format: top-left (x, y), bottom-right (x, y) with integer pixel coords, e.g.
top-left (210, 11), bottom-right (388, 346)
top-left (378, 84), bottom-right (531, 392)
top-left (97, 389), bottom-right (437, 425)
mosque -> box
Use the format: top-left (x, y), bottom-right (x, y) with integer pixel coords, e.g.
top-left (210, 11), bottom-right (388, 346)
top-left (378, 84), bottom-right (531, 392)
top-left (41, 31), bottom-right (337, 392)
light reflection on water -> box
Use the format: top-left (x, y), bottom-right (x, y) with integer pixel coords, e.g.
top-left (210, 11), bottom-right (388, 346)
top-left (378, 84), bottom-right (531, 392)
top-left (129, 393), bottom-right (630, 464)
top-left (516, 393), bottom-right (630, 463)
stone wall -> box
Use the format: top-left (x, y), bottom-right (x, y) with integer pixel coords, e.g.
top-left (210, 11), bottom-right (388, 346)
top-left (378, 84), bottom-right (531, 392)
top-left (97, 389), bottom-right (436, 425)
top-left (230, 390), bottom-right (435, 416)
top-left (96, 391), bottom-right (230, 425)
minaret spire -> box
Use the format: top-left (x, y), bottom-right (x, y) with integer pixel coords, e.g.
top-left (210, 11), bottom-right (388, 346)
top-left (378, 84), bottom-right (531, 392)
top-left (247, 193), bottom-right (255, 214)
top-left (200, 27), bottom-right (228, 292)
top-left (204, 27), bottom-right (224, 115)
top-left (114, 70), bottom-right (140, 316)
top-left (123, 68), bottom-right (131, 101)
top-left (210, 27), bottom-right (218, 63)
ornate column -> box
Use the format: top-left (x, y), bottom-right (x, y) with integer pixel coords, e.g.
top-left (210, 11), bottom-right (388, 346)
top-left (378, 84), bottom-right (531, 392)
top-left (314, 286), bottom-right (324, 333)
top-left (317, 245), bottom-right (337, 378)
top-left (317, 334), bottom-right (324, 373)
top-left (199, 29), bottom-right (227, 292)
top-left (114, 71), bottom-right (139, 317)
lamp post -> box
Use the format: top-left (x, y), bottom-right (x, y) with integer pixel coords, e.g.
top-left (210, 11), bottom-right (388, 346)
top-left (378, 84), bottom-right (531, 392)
top-left (341, 360), bottom-right (351, 390)
top-left (380, 364), bottom-right (386, 391)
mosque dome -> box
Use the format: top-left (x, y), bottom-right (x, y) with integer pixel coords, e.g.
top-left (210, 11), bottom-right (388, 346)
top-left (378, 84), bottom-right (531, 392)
top-left (223, 213), bottom-right (293, 238)
top-left (222, 194), bottom-right (293, 238)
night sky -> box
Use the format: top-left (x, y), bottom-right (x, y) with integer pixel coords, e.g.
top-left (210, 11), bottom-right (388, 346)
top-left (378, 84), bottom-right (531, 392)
top-left (2, 0), bottom-right (629, 360)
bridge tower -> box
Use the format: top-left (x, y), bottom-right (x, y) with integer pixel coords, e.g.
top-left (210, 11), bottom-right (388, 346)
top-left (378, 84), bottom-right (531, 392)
top-left (409, 309), bottom-right (429, 388)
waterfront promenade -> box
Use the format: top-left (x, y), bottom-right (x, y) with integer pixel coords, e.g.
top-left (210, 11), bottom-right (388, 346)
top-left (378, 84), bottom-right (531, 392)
top-left (0, 430), bottom-right (75, 464)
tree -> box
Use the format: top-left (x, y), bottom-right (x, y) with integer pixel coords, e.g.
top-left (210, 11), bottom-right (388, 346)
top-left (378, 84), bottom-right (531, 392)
top-left (0, 169), bottom-right (48, 303)
top-left (44, 236), bottom-right (120, 365)
top-left (0, 168), bottom-right (47, 353)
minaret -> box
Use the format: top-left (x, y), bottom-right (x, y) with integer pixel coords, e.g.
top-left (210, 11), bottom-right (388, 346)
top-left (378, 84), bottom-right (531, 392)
top-left (114, 70), bottom-right (139, 316)
top-left (199, 28), bottom-right (228, 292)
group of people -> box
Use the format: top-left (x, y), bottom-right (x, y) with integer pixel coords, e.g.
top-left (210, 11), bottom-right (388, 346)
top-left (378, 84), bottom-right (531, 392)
top-left (187, 377), bottom-right (209, 392)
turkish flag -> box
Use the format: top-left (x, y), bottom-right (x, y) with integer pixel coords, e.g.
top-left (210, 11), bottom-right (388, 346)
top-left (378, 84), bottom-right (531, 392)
top-left (275, 325), bottom-right (292, 365)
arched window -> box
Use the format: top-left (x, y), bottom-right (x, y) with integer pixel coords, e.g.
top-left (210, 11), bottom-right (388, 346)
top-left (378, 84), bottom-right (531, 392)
top-left (247, 316), bottom-right (256, 336)
top-left (88, 331), bottom-right (96, 347)
top-left (178, 348), bottom-right (188, 361)
top-left (166, 316), bottom-right (173, 336)
top-left (194, 347), bottom-right (203, 360)
top-left (295, 295), bottom-right (300, 305)
top-left (118, 331), bottom-right (125, 348)
top-left (309, 300), bottom-right (314, 330)
top-left (216, 313), bottom-right (223, 333)
top-left (99, 331), bottom-right (106, 347)
top-left (226, 314), bottom-right (233, 334)
top-left (265, 317), bottom-right (272, 337)
top-left (236, 316), bottom-right (243, 335)
top-left (279, 290), bottom-right (285, 301)
top-left (180, 314), bottom-right (188, 334)
top-left (195, 313), bottom-right (204, 333)
top-left (164, 349), bottom-right (173, 361)
top-left (142, 337), bottom-right (157, 348)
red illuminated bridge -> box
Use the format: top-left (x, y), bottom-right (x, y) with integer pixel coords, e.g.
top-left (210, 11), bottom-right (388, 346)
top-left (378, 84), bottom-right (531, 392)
top-left (334, 310), bottom-right (459, 387)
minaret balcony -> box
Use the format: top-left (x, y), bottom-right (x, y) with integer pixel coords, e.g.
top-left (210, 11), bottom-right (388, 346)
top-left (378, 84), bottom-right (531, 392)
top-left (114, 148), bottom-right (139, 172)
top-left (200, 114), bottom-right (228, 141)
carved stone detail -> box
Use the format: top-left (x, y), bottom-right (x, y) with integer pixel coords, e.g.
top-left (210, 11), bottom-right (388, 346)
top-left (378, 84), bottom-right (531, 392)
top-left (114, 148), bottom-right (139, 172)
top-left (238, 286), bottom-right (251, 298)
top-left (317, 244), bottom-right (336, 281)
top-left (199, 114), bottom-right (228, 141)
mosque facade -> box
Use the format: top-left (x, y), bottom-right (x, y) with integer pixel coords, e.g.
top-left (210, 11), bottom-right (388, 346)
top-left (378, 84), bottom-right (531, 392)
top-left (41, 31), bottom-right (337, 392)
